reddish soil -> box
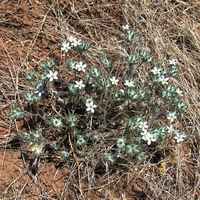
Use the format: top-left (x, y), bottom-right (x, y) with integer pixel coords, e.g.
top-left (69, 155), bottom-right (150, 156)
top-left (0, 150), bottom-right (70, 199)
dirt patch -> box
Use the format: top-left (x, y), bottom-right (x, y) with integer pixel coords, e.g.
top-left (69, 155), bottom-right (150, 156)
top-left (0, 150), bottom-right (70, 199)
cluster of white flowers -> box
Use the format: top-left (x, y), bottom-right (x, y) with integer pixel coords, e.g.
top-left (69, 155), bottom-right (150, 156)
top-left (141, 131), bottom-right (157, 145)
top-left (86, 98), bottom-right (97, 113)
top-left (74, 80), bottom-right (85, 90)
top-left (109, 76), bottom-right (119, 86)
top-left (72, 61), bottom-right (87, 72)
top-left (61, 36), bottom-right (82, 53)
top-left (46, 70), bottom-right (58, 82)
top-left (137, 121), bottom-right (157, 145)
top-left (151, 67), bottom-right (162, 75)
top-left (151, 66), bottom-right (169, 85)
top-left (124, 79), bottom-right (135, 87)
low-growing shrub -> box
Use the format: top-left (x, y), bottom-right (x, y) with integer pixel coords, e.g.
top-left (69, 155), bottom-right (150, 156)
top-left (9, 24), bottom-right (188, 172)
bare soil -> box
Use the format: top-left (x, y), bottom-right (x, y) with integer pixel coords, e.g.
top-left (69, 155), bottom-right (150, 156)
top-left (0, 150), bottom-right (70, 199)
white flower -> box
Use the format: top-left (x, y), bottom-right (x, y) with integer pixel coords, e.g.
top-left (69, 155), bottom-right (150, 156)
top-left (68, 36), bottom-right (82, 47)
top-left (52, 118), bottom-right (63, 128)
top-left (167, 125), bottom-right (174, 133)
top-left (68, 35), bottom-right (75, 42)
top-left (143, 122), bottom-right (148, 132)
top-left (158, 75), bottom-right (169, 85)
top-left (72, 39), bottom-right (82, 47)
top-left (124, 80), bottom-right (135, 87)
top-left (174, 131), bottom-right (186, 143)
top-left (36, 91), bottom-right (43, 97)
top-left (169, 59), bottom-right (177, 66)
top-left (117, 138), bottom-right (126, 149)
top-left (151, 67), bottom-right (169, 84)
top-left (135, 120), bottom-right (149, 137)
top-left (76, 135), bottom-right (86, 146)
top-left (176, 88), bottom-right (183, 96)
top-left (46, 70), bottom-right (58, 82)
top-left (122, 24), bottom-right (129, 30)
top-left (138, 121), bottom-right (148, 131)
top-left (141, 131), bottom-right (157, 145)
top-left (34, 131), bottom-right (40, 138)
top-left (142, 122), bottom-right (149, 132)
top-left (74, 80), bottom-right (85, 90)
top-left (167, 112), bottom-right (177, 122)
top-left (61, 41), bottom-right (71, 52)
top-left (119, 89), bottom-right (125, 94)
top-left (75, 61), bottom-right (87, 72)
top-left (151, 67), bottom-right (162, 75)
top-left (110, 76), bottom-right (119, 86)
top-left (31, 144), bottom-right (43, 155)
top-left (86, 98), bottom-right (97, 113)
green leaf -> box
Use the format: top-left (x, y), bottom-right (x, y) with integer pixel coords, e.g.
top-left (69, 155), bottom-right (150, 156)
top-left (100, 52), bottom-right (112, 69)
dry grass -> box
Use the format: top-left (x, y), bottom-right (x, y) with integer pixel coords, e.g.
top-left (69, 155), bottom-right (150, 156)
top-left (0, 0), bottom-right (200, 199)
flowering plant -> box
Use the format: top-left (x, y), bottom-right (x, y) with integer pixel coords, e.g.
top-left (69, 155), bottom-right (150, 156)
top-left (9, 25), bottom-right (188, 170)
